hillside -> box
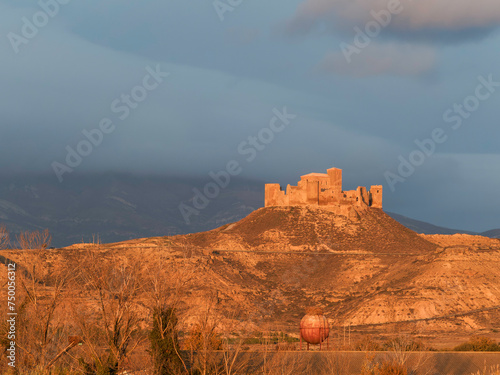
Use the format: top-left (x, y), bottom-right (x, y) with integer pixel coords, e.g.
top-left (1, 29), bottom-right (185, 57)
top-left (4, 205), bottom-right (496, 349)
top-left (184, 206), bottom-right (437, 254)
top-left (170, 207), bottom-right (500, 344)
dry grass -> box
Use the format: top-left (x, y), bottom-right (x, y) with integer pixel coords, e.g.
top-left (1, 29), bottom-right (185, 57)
top-left (471, 365), bottom-right (500, 375)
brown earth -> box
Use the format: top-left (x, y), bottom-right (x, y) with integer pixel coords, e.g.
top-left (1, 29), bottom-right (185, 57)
top-left (183, 206), bottom-right (437, 254)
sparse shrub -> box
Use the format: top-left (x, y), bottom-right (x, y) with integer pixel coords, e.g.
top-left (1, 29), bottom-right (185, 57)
top-left (243, 337), bottom-right (262, 345)
top-left (454, 336), bottom-right (500, 352)
top-left (361, 359), bottom-right (408, 375)
top-left (382, 336), bottom-right (425, 352)
top-left (378, 361), bottom-right (408, 375)
top-left (356, 335), bottom-right (382, 351)
top-left (242, 332), bottom-right (298, 346)
top-left (270, 331), bottom-right (299, 344)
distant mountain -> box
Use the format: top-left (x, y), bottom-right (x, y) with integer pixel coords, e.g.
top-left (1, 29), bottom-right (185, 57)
top-left (480, 229), bottom-right (500, 239)
top-left (0, 173), bottom-right (498, 247)
top-left (386, 212), bottom-right (477, 235)
top-left (386, 212), bottom-right (500, 238)
top-left (0, 173), bottom-right (264, 247)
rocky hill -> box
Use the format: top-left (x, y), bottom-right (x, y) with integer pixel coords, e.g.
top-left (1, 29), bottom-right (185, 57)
top-left (183, 206), bottom-right (437, 254)
top-left (36, 205), bottom-right (498, 349)
top-left (2, 176), bottom-right (500, 348)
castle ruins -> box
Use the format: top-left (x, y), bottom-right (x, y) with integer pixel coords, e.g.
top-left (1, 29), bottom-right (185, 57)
top-left (265, 167), bottom-right (382, 214)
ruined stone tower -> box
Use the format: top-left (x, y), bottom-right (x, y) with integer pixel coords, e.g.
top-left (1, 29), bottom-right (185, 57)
top-left (265, 167), bottom-right (382, 213)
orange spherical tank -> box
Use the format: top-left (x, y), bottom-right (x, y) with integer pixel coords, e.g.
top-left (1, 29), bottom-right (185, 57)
top-left (300, 314), bottom-right (330, 345)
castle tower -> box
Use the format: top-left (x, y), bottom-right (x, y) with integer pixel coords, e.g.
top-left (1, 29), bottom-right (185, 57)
top-left (265, 184), bottom-right (286, 207)
top-left (370, 185), bottom-right (383, 209)
top-left (327, 168), bottom-right (342, 193)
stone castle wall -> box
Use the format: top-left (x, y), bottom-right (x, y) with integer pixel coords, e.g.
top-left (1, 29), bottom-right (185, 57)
top-left (265, 167), bottom-right (382, 210)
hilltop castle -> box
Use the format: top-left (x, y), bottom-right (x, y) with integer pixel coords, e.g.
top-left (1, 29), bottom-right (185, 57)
top-left (265, 167), bottom-right (382, 214)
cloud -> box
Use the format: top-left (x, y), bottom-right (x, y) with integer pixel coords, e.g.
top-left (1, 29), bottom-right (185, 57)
top-left (318, 43), bottom-right (436, 77)
top-left (287, 0), bottom-right (500, 42)
top-left (384, 152), bottom-right (500, 232)
top-left (0, 3), bottom-right (358, 179)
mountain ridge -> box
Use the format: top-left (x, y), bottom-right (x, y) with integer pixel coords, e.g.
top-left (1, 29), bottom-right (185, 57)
top-left (0, 173), bottom-right (498, 246)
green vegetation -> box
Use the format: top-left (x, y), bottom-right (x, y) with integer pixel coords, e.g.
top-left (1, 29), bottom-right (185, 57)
top-left (149, 307), bottom-right (184, 375)
top-left (454, 336), bottom-right (500, 352)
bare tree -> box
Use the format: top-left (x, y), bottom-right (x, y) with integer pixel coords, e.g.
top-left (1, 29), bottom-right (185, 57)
top-left (146, 248), bottom-right (198, 313)
top-left (17, 228), bottom-right (51, 250)
top-left (145, 252), bottom-right (199, 375)
top-left (220, 336), bottom-right (247, 375)
top-left (12, 230), bottom-right (71, 370)
top-left (71, 249), bottom-right (145, 374)
top-left (0, 225), bottom-right (9, 249)
top-left (184, 298), bottom-right (223, 375)
top-left (217, 308), bottom-right (252, 375)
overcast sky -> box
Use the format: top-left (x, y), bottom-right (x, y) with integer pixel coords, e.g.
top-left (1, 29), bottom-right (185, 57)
top-left (1, 0), bottom-right (499, 232)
